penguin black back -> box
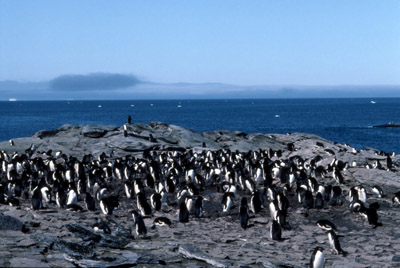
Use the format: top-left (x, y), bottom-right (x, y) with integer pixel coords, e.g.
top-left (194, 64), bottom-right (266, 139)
top-left (85, 192), bottom-right (96, 211)
top-left (239, 197), bottom-right (249, 229)
top-left (179, 201), bottom-right (189, 223)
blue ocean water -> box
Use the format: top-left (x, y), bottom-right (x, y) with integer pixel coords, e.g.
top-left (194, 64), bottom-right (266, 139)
top-left (0, 98), bottom-right (399, 153)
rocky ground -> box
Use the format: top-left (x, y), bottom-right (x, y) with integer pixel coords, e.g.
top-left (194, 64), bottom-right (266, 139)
top-left (0, 122), bottom-right (400, 268)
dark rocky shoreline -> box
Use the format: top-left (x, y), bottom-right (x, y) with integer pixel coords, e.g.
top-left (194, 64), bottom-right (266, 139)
top-left (0, 122), bottom-right (400, 268)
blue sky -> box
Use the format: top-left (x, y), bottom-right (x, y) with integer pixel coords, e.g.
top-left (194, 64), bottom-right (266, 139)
top-left (1, 1), bottom-right (399, 88)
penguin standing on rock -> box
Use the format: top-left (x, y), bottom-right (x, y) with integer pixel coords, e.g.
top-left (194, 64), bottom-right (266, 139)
top-left (31, 186), bottom-right (42, 210)
top-left (179, 201), bottom-right (189, 223)
top-left (270, 220), bottom-right (282, 241)
top-left (85, 192), bottom-right (96, 211)
top-left (310, 247), bottom-right (325, 268)
top-left (221, 192), bottom-right (234, 214)
top-left (131, 210), bottom-right (147, 237)
top-left (316, 219), bottom-right (337, 232)
top-left (193, 196), bottom-right (204, 218)
top-left (328, 230), bottom-right (347, 256)
top-left (239, 197), bottom-right (249, 229)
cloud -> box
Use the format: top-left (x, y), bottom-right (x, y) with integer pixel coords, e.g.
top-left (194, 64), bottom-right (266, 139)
top-left (50, 73), bottom-right (141, 91)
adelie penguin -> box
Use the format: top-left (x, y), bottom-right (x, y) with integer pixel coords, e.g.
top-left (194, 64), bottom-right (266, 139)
top-left (131, 210), bottom-right (147, 237)
top-left (316, 219), bottom-right (337, 232)
top-left (328, 230), bottom-right (347, 256)
top-left (310, 246), bottom-right (325, 268)
top-left (270, 220), bottom-right (283, 241)
top-left (359, 203), bottom-right (382, 228)
top-left (372, 185), bottom-right (384, 198)
top-left (150, 193), bottom-right (162, 211)
top-left (152, 216), bottom-right (172, 229)
top-left (31, 186), bottom-right (43, 210)
top-left (239, 197), bottom-right (249, 229)
top-left (250, 190), bottom-right (262, 214)
top-left (179, 201), bottom-right (190, 223)
top-left (193, 196), bottom-right (204, 218)
top-left (85, 192), bottom-right (96, 212)
top-left (221, 192), bottom-right (234, 214)
top-left (315, 192), bottom-right (324, 209)
top-left (137, 192), bottom-right (152, 216)
top-left (393, 191), bottom-right (400, 206)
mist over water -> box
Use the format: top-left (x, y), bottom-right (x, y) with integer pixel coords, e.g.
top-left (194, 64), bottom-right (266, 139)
top-left (1, 98), bottom-right (399, 153)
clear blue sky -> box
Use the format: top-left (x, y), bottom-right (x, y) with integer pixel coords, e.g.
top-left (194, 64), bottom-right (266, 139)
top-left (1, 0), bottom-right (399, 85)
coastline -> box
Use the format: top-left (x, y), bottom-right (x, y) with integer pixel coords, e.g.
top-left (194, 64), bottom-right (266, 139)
top-left (0, 122), bottom-right (399, 267)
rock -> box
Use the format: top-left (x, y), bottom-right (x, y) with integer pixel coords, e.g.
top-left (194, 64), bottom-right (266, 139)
top-left (66, 223), bottom-right (131, 249)
top-left (392, 255), bottom-right (400, 262)
top-left (64, 253), bottom-right (139, 268)
top-left (9, 257), bottom-right (49, 268)
top-left (81, 125), bottom-right (109, 138)
top-left (179, 244), bottom-right (233, 268)
top-left (0, 213), bottom-right (27, 232)
top-left (32, 233), bottom-right (95, 258)
top-left (257, 259), bottom-right (278, 268)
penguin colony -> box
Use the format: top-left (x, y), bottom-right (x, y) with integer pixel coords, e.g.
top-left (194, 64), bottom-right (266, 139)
top-left (0, 138), bottom-right (399, 267)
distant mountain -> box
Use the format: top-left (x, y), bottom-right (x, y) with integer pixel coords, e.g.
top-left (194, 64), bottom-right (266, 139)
top-left (1, 78), bottom-right (399, 100)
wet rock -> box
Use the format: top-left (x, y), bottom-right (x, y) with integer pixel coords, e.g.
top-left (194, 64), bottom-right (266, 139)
top-left (179, 244), bottom-right (233, 268)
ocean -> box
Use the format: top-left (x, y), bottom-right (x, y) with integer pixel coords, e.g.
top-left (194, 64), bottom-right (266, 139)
top-left (1, 98), bottom-right (399, 153)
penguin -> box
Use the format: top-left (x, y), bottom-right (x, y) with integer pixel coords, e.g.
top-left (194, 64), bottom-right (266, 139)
top-left (152, 216), bottom-right (172, 228)
top-left (310, 246), bottom-right (325, 268)
top-left (387, 155), bottom-right (393, 170)
top-left (315, 192), bottom-right (324, 209)
top-left (137, 192), bottom-right (152, 216)
top-left (239, 197), bottom-right (249, 229)
top-left (67, 187), bottom-right (78, 206)
top-left (193, 196), bottom-right (204, 218)
top-left (349, 200), bottom-right (365, 213)
top-left (333, 168), bottom-right (344, 184)
top-left (123, 124), bottom-right (128, 137)
top-left (371, 185), bottom-right (384, 198)
top-left (276, 210), bottom-right (291, 230)
top-left (357, 186), bottom-right (367, 203)
top-left (124, 181), bottom-right (134, 199)
top-left (327, 230), bottom-right (347, 256)
top-left (9, 140), bottom-right (14, 146)
top-left (185, 196), bottom-right (195, 214)
top-left (329, 186), bottom-right (343, 206)
top-left (150, 192), bottom-right (162, 211)
top-left (40, 186), bottom-right (51, 207)
top-left (92, 217), bottom-right (111, 234)
top-left (131, 210), bottom-right (147, 237)
top-left (348, 187), bottom-right (359, 202)
top-left (31, 186), bottom-right (42, 210)
top-left (269, 200), bottom-right (279, 220)
top-left (221, 192), bottom-right (234, 214)
top-left (393, 191), bottom-right (400, 206)
top-left (359, 205), bottom-right (382, 228)
top-left (270, 220), bottom-right (282, 241)
top-left (303, 190), bottom-right (314, 209)
top-left (85, 192), bottom-right (96, 212)
top-left (250, 190), bottom-right (262, 214)
top-left (179, 201), bottom-right (190, 223)
top-left (100, 197), bottom-right (113, 215)
top-left (56, 188), bottom-right (67, 208)
top-left (316, 219), bottom-right (337, 232)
